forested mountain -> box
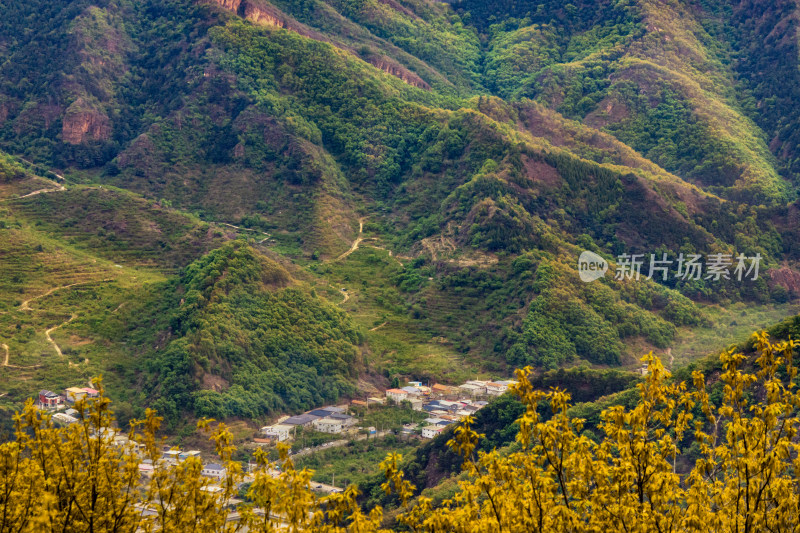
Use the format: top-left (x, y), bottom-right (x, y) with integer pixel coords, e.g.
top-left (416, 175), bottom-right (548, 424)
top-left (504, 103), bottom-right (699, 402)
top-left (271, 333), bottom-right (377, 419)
top-left (1, 0), bottom-right (799, 425)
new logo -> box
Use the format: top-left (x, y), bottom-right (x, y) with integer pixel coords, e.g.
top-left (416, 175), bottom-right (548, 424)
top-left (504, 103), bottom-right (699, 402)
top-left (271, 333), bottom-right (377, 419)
top-left (578, 250), bottom-right (608, 282)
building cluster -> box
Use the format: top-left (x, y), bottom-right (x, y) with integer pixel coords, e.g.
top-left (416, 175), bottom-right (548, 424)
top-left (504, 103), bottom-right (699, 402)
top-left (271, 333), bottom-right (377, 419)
top-left (258, 405), bottom-right (357, 442)
top-left (382, 379), bottom-right (517, 439)
top-left (32, 388), bottom-right (229, 485)
top-left (135, 448), bottom-right (228, 488)
top-left (36, 386), bottom-right (100, 424)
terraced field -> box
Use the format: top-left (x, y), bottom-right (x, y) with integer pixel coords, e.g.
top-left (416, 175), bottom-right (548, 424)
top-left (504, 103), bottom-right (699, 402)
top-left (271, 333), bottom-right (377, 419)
top-left (0, 164), bottom-right (224, 414)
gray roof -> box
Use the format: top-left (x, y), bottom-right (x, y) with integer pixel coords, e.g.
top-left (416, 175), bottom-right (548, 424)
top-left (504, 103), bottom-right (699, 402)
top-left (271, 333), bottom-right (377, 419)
top-left (284, 414), bottom-right (319, 425)
top-left (307, 409), bottom-right (337, 418)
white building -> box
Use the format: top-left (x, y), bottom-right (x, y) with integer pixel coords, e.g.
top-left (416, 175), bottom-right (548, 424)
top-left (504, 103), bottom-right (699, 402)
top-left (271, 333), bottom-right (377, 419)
top-left (386, 389), bottom-right (409, 403)
top-left (485, 382), bottom-right (508, 396)
top-left (202, 463), bottom-right (226, 480)
top-left (161, 450), bottom-right (181, 464)
top-left (52, 413), bottom-right (78, 426)
top-left (260, 424), bottom-right (293, 442)
top-left (328, 412), bottom-right (357, 427)
top-left (313, 417), bottom-right (344, 434)
top-left (458, 382), bottom-right (486, 396)
top-left (179, 450), bottom-right (201, 461)
top-left (421, 425), bottom-right (446, 439)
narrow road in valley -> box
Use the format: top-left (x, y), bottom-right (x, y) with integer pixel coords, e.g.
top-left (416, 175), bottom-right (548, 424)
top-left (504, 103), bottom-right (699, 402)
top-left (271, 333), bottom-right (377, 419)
top-left (340, 289), bottom-right (350, 303)
top-left (1, 343), bottom-right (8, 366)
top-left (369, 322), bottom-right (387, 331)
top-left (310, 481), bottom-right (344, 494)
top-left (336, 217), bottom-right (367, 261)
top-left (45, 314), bottom-right (76, 358)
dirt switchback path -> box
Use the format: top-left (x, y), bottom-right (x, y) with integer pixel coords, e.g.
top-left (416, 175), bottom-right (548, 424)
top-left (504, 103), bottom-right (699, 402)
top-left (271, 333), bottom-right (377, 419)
top-left (336, 217), bottom-right (368, 261)
top-left (1, 342), bottom-right (42, 370)
top-left (45, 314), bottom-right (77, 358)
top-left (17, 183), bottom-right (66, 198)
top-left (20, 279), bottom-right (111, 311)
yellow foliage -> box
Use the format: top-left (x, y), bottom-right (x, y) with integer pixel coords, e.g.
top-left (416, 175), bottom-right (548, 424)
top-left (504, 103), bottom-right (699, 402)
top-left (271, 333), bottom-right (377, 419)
top-left (2, 331), bottom-right (800, 531)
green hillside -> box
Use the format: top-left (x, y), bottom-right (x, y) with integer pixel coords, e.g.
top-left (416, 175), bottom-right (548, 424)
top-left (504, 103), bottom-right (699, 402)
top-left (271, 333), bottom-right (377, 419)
top-left (0, 0), bottom-right (799, 427)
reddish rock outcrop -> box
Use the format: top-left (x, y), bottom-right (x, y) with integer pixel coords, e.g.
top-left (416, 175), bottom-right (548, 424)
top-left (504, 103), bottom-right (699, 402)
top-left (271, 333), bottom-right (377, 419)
top-left (208, 0), bottom-right (431, 90)
top-left (242, 0), bottom-right (285, 27)
top-left (62, 99), bottom-right (111, 144)
top-left (367, 57), bottom-right (431, 90)
top-left (769, 266), bottom-right (800, 296)
top-left (214, 0), bottom-right (242, 11)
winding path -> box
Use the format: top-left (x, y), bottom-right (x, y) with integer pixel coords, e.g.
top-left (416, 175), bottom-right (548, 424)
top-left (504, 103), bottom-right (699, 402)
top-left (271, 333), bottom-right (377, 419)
top-left (45, 314), bottom-right (77, 358)
top-left (16, 157), bottom-right (66, 182)
top-left (20, 279), bottom-right (111, 311)
top-left (1, 342), bottom-right (42, 370)
top-left (17, 184), bottom-right (66, 198)
top-left (217, 222), bottom-right (270, 238)
top-left (336, 217), bottom-right (367, 261)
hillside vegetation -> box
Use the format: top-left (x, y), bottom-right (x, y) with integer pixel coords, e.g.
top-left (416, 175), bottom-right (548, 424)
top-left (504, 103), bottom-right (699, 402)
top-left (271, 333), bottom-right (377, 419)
top-left (0, 0), bottom-right (799, 426)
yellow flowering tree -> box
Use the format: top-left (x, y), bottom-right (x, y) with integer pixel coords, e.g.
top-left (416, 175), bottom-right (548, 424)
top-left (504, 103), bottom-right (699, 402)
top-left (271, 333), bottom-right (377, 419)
top-left (1, 331), bottom-right (799, 532)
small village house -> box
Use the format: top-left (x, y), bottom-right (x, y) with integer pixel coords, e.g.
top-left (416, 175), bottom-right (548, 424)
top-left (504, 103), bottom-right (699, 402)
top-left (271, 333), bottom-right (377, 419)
top-left (422, 425), bottom-right (446, 439)
top-left (52, 413), bottom-right (78, 425)
top-left (385, 388), bottom-right (408, 403)
top-left (312, 417), bottom-right (344, 434)
top-left (458, 381), bottom-right (487, 397)
top-left (485, 382), bottom-right (508, 396)
top-left (409, 398), bottom-right (424, 411)
top-left (328, 412), bottom-right (357, 427)
top-left (161, 450), bottom-right (181, 464)
top-left (202, 463), bottom-right (227, 480)
top-left (283, 414), bottom-right (319, 427)
top-left (38, 390), bottom-right (62, 409)
top-left (431, 383), bottom-right (456, 399)
top-left (260, 424), bottom-right (293, 442)
top-left (179, 450), bottom-right (201, 461)
top-left (64, 387), bottom-right (88, 404)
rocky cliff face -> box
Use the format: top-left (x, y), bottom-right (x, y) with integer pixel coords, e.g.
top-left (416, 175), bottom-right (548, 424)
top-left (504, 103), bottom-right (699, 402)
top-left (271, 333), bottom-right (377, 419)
top-left (214, 0), bottom-right (242, 11)
top-left (242, 0), bottom-right (285, 28)
top-left (208, 0), bottom-right (431, 90)
top-left (61, 99), bottom-right (111, 144)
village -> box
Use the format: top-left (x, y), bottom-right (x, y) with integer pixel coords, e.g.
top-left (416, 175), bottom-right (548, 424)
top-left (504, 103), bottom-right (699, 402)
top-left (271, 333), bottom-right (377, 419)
top-left (32, 377), bottom-right (517, 494)
top-left (257, 377), bottom-right (518, 443)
